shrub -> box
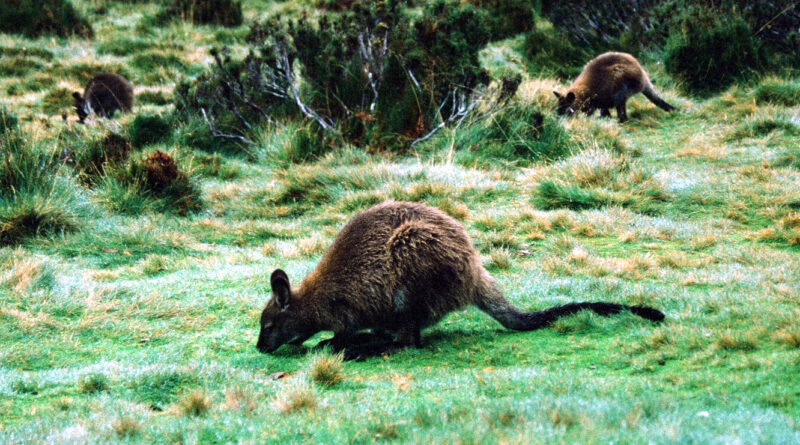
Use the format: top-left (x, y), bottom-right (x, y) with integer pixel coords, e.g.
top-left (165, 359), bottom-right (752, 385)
top-left (130, 114), bottom-right (172, 148)
top-left (0, 132), bottom-right (94, 245)
top-left (177, 389), bottom-right (212, 417)
top-left (0, 0), bottom-right (93, 38)
top-left (524, 22), bottom-right (589, 79)
top-left (0, 107), bottom-right (18, 134)
top-left (160, 0), bottom-right (243, 27)
top-left (664, 12), bottom-right (765, 95)
top-left (467, 0), bottom-right (535, 40)
top-left (175, 0), bottom-right (493, 151)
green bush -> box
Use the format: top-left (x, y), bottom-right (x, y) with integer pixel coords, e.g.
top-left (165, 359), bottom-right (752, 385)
top-left (0, 132), bottom-right (94, 245)
top-left (664, 13), bottom-right (764, 95)
top-left (467, 0), bottom-right (535, 40)
top-left (0, 0), bottom-right (93, 38)
top-left (159, 0), bottom-right (244, 27)
top-left (523, 22), bottom-right (589, 79)
top-left (68, 133), bottom-right (132, 183)
top-left (0, 107), bottom-right (18, 134)
top-left (176, 0), bottom-right (492, 151)
top-left (130, 114), bottom-right (172, 148)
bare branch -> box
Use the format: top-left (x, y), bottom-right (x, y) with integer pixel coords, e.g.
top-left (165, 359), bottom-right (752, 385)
top-left (201, 108), bottom-right (254, 145)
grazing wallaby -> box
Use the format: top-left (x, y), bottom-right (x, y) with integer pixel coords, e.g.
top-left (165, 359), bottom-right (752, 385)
top-left (73, 73), bottom-right (134, 123)
top-left (256, 201), bottom-right (665, 360)
top-left (553, 52), bottom-right (675, 123)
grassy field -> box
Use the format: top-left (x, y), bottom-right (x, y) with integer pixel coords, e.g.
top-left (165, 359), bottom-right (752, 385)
top-left (2, 1), bottom-right (800, 443)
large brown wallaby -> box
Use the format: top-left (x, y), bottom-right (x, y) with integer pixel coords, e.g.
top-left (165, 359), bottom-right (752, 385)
top-left (72, 73), bottom-right (134, 123)
top-left (553, 52), bottom-right (675, 123)
top-left (256, 201), bottom-right (665, 360)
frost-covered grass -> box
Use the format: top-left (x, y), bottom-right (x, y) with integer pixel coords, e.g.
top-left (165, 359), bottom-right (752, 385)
top-left (1, 1), bottom-right (800, 443)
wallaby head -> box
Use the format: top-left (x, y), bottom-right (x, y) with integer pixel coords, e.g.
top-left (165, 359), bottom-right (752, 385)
top-left (72, 91), bottom-right (88, 123)
top-left (256, 269), bottom-right (314, 353)
top-left (553, 91), bottom-right (576, 117)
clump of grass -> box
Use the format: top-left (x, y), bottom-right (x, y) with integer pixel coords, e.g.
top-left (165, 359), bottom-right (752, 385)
top-left (728, 114), bottom-right (800, 141)
top-left (132, 371), bottom-right (201, 408)
top-left (68, 133), bottom-right (132, 183)
top-left (130, 114), bottom-right (172, 148)
top-left (750, 213), bottom-right (800, 246)
top-left (177, 389), bottom-right (212, 417)
top-left (754, 78), bottom-right (800, 107)
top-left (715, 330), bottom-right (759, 351)
top-left (532, 149), bottom-right (668, 214)
top-left (447, 102), bottom-right (574, 167)
top-left (111, 416), bottom-right (142, 438)
top-left (96, 150), bottom-right (202, 215)
top-left (224, 386), bottom-right (257, 416)
top-left (486, 247), bottom-right (513, 270)
top-left (11, 378), bottom-right (40, 395)
top-left (309, 350), bottom-right (344, 387)
top-left (1, 132), bottom-right (95, 245)
top-left (79, 374), bottom-right (109, 394)
top-left (0, 106), bottom-right (18, 133)
top-left (774, 326), bottom-right (800, 348)
top-left (1, 254), bottom-right (55, 294)
top-left (273, 382), bottom-right (316, 414)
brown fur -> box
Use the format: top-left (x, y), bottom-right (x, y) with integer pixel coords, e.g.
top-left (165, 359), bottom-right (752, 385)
top-left (554, 52), bottom-right (674, 123)
top-left (257, 201), bottom-right (665, 359)
top-left (73, 73), bottom-right (134, 123)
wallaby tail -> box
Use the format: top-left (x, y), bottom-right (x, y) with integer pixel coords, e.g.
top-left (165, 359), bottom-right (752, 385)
top-left (642, 84), bottom-right (675, 112)
top-left (477, 284), bottom-right (664, 331)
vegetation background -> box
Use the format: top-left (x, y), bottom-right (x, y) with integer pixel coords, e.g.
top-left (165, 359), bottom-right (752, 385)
top-left (1, 0), bottom-right (799, 442)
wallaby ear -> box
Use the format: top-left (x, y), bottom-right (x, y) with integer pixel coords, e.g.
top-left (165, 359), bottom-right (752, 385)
top-left (270, 269), bottom-right (291, 309)
top-left (566, 92), bottom-right (575, 103)
top-left (553, 91), bottom-right (562, 99)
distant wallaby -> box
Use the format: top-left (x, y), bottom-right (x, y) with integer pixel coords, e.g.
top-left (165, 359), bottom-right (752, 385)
top-left (554, 52), bottom-right (674, 123)
top-left (257, 201), bottom-right (665, 360)
top-left (73, 73), bottom-right (134, 123)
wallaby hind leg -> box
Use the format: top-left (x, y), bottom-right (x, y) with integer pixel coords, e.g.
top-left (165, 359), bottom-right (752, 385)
top-left (615, 101), bottom-right (628, 123)
top-left (342, 315), bottom-right (422, 361)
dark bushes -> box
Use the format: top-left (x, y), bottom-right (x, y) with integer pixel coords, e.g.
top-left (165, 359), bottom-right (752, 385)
top-left (467, 0), bottom-right (535, 40)
top-left (664, 13), bottom-right (764, 95)
top-left (0, 0), bottom-right (93, 38)
top-left (175, 0), bottom-right (493, 151)
top-left (130, 114), bottom-right (172, 148)
top-left (159, 0), bottom-right (244, 27)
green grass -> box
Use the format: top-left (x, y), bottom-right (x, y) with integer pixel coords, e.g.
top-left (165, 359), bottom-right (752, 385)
top-left (1, 1), bottom-right (799, 443)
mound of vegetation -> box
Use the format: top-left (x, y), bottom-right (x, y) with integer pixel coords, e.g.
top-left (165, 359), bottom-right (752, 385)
top-left (67, 133), bottom-right (132, 183)
top-left (0, 132), bottom-right (94, 245)
top-left (158, 0), bottom-right (244, 27)
top-left (754, 78), bottom-right (800, 107)
top-left (96, 150), bottom-right (202, 216)
top-left (664, 12), bottom-right (764, 95)
top-left (0, 0), bottom-right (93, 38)
top-left (448, 102), bottom-right (573, 166)
top-left (129, 114), bottom-right (172, 148)
top-left (532, 149), bottom-right (669, 214)
top-left (175, 0), bottom-right (500, 151)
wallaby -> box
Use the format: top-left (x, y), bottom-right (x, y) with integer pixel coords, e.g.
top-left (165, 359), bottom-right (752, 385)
top-left (73, 73), bottom-right (134, 123)
top-left (553, 52), bottom-right (674, 123)
top-left (256, 201), bottom-right (665, 360)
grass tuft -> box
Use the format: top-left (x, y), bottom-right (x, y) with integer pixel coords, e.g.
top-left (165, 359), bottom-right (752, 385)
top-left (309, 350), bottom-right (344, 387)
top-left (79, 374), bottom-right (109, 394)
top-left (177, 389), bottom-right (212, 417)
top-left (273, 382), bottom-right (316, 414)
top-left (111, 416), bottom-right (142, 438)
